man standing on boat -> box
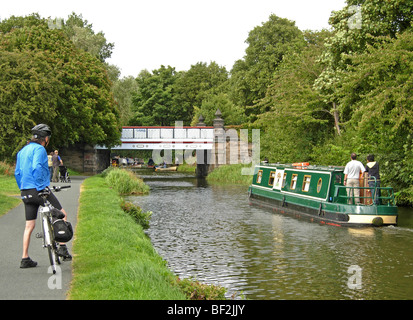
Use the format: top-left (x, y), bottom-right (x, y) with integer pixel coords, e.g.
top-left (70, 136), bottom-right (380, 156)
top-left (343, 153), bottom-right (366, 204)
top-left (365, 154), bottom-right (381, 205)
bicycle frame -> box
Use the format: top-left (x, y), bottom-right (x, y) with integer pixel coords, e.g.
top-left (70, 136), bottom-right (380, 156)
top-left (35, 186), bottom-right (70, 274)
top-left (37, 198), bottom-right (60, 274)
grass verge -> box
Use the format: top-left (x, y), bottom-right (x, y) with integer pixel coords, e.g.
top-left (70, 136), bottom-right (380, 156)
top-left (69, 171), bottom-right (228, 300)
top-left (207, 164), bottom-right (252, 186)
top-left (68, 175), bottom-right (186, 300)
top-left (0, 162), bottom-right (21, 217)
top-left (103, 167), bottom-right (150, 195)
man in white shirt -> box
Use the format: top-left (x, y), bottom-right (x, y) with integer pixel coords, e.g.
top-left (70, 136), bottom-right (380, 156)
top-left (344, 153), bottom-right (366, 204)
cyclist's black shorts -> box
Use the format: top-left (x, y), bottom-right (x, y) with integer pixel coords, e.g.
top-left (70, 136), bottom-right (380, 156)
top-left (20, 188), bottom-right (63, 221)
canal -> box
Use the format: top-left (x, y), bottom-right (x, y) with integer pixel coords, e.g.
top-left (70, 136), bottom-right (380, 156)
top-left (128, 171), bottom-right (413, 300)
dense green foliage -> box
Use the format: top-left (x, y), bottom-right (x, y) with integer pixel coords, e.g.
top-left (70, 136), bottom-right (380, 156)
top-left (1, 2), bottom-right (412, 204)
top-left (130, 62), bottom-right (230, 125)
top-left (125, 1), bottom-right (413, 204)
top-left (0, 14), bottom-right (121, 161)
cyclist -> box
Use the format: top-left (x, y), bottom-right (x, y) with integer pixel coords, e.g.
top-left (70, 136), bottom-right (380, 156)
top-left (15, 124), bottom-right (72, 268)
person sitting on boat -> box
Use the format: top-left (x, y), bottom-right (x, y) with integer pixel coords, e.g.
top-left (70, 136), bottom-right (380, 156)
top-left (343, 153), bottom-right (366, 204)
top-left (365, 154), bottom-right (381, 205)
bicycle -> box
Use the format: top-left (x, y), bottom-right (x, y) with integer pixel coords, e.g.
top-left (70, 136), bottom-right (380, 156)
top-left (35, 185), bottom-right (71, 274)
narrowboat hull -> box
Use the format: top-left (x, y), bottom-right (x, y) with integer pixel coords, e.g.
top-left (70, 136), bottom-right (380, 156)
top-left (248, 164), bottom-right (398, 227)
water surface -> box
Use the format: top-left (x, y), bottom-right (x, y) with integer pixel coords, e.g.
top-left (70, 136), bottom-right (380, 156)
top-left (129, 171), bottom-right (413, 299)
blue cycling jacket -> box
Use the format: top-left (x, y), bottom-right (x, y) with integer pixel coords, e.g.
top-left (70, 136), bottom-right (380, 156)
top-left (15, 142), bottom-right (50, 191)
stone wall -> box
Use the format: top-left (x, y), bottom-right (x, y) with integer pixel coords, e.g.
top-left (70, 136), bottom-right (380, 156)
top-left (59, 143), bottom-right (110, 174)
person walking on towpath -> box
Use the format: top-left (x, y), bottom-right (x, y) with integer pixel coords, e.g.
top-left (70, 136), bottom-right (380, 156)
top-left (14, 124), bottom-right (72, 269)
top-left (52, 150), bottom-right (63, 182)
top-left (343, 152), bottom-right (366, 204)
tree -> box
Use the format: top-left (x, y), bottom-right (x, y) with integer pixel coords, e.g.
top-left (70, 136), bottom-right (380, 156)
top-left (229, 14), bottom-right (305, 118)
top-left (254, 30), bottom-right (334, 163)
top-left (0, 15), bottom-right (121, 160)
top-left (339, 29), bottom-right (413, 202)
top-left (314, 0), bottom-right (413, 134)
top-left (173, 61), bottom-right (228, 124)
top-left (130, 66), bottom-right (178, 126)
top-left (63, 12), bottom-right (114, 62)
top-left (190, 93), bottom-right (246, 126)
top-left (112, 76), bottom-right (138, 126)
top-left (0, 50), bottom-right (62, 157)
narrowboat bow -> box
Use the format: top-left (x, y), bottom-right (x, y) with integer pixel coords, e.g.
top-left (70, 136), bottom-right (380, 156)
top-left (248, 163), bottom-right (398, 227)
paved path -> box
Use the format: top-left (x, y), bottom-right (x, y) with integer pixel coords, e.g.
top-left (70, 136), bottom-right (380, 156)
top-left (0, 176), bottom-right (86, 300)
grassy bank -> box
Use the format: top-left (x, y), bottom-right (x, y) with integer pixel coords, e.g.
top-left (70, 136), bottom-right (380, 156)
top-left (69, 169), bottom-right (227, 300)
top-left (207, 163), bottom-right (253, 186)
top-left (0, 162), bottom-right (20, 217)
top-left (68, 174), bottom-right (186, 300)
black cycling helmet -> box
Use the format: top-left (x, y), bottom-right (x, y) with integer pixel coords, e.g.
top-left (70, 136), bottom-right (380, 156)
top-left (31, 124), bottom-right (52, 138)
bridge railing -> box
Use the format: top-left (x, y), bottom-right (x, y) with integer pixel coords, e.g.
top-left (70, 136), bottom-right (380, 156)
top-left (121, 126), bottom-right (214, 141)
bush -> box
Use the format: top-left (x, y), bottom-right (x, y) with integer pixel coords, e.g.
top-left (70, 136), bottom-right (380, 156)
top-left (121, 200), bottom-right (152, 229)
top-left (174, 277), bottom-right (227, 300)
top-left (0, 162), bottom-right (14, 176)
top-left (104, 168), bottom-right (149, 195)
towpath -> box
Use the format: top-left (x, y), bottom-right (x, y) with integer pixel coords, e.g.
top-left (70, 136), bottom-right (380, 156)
top-left (0, 176), bottom-right (86, 300)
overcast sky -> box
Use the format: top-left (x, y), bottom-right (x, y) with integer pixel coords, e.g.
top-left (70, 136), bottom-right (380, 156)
top-left (2, 0), bottom-right (346, 78)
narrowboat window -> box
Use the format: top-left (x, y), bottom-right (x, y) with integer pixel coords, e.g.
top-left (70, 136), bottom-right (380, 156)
top-left (317, 178), bottom-right (323, 193)
top-left (282, 173), bottom-right (287, 188)
top-left (257, 170), bottom-right (263, 184)
top-left (290, 174), bottom-right (298, 190)
top-left (335, 174), bottom-right (342, 184)
top-left (302, 175), bottom-right (311, 192)
top-left (268, 171), bottom-right (276, 186)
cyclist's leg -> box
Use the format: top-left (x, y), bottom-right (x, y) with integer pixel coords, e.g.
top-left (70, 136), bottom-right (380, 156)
top-left (22, 219), bottom-right (36, 259)
top-left (20, 190), bottom-right (41, 266)
top-left (47, 192), bottom-right (68, 220)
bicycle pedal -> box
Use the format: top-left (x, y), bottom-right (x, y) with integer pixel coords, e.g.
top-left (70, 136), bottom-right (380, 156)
top-left (35, 233), bottom-right (43, 239)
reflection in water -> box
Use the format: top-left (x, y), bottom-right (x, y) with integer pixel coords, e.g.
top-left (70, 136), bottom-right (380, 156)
top-left (129, 172), bottom-right (413, 299)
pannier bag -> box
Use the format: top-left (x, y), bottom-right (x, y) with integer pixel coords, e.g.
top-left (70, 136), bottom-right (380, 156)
top-left (52, 219), bottom-right (73, 242)
top-left (51, 208), bottom-right (65, 219)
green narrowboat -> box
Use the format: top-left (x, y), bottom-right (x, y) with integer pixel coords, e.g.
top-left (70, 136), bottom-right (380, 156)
top-left (248, 163), bottom-right (398, 227)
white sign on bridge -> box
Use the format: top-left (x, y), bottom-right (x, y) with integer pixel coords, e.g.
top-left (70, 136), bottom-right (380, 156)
top-left (97, 126), bottom-right (215, 150)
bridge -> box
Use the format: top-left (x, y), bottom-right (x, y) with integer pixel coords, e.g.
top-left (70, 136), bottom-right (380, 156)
top-left (61, 110), bottom-right (257, 177)
top-left (104, 125), bottom-right (215, 150)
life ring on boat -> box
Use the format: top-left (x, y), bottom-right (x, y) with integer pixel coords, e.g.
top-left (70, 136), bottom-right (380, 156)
top-left (292, 162), bottom-right (309, 168)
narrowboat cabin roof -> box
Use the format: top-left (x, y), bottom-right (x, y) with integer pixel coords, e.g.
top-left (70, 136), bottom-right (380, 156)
top-left (257, 162), bottom-right (345, 172)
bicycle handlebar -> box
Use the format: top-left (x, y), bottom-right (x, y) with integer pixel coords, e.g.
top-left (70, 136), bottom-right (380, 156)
top-left (37, 185), bottom-right (71, 199)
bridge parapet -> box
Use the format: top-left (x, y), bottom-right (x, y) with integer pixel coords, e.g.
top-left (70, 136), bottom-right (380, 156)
top-left (98, 126), bottom-right (214, 150)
